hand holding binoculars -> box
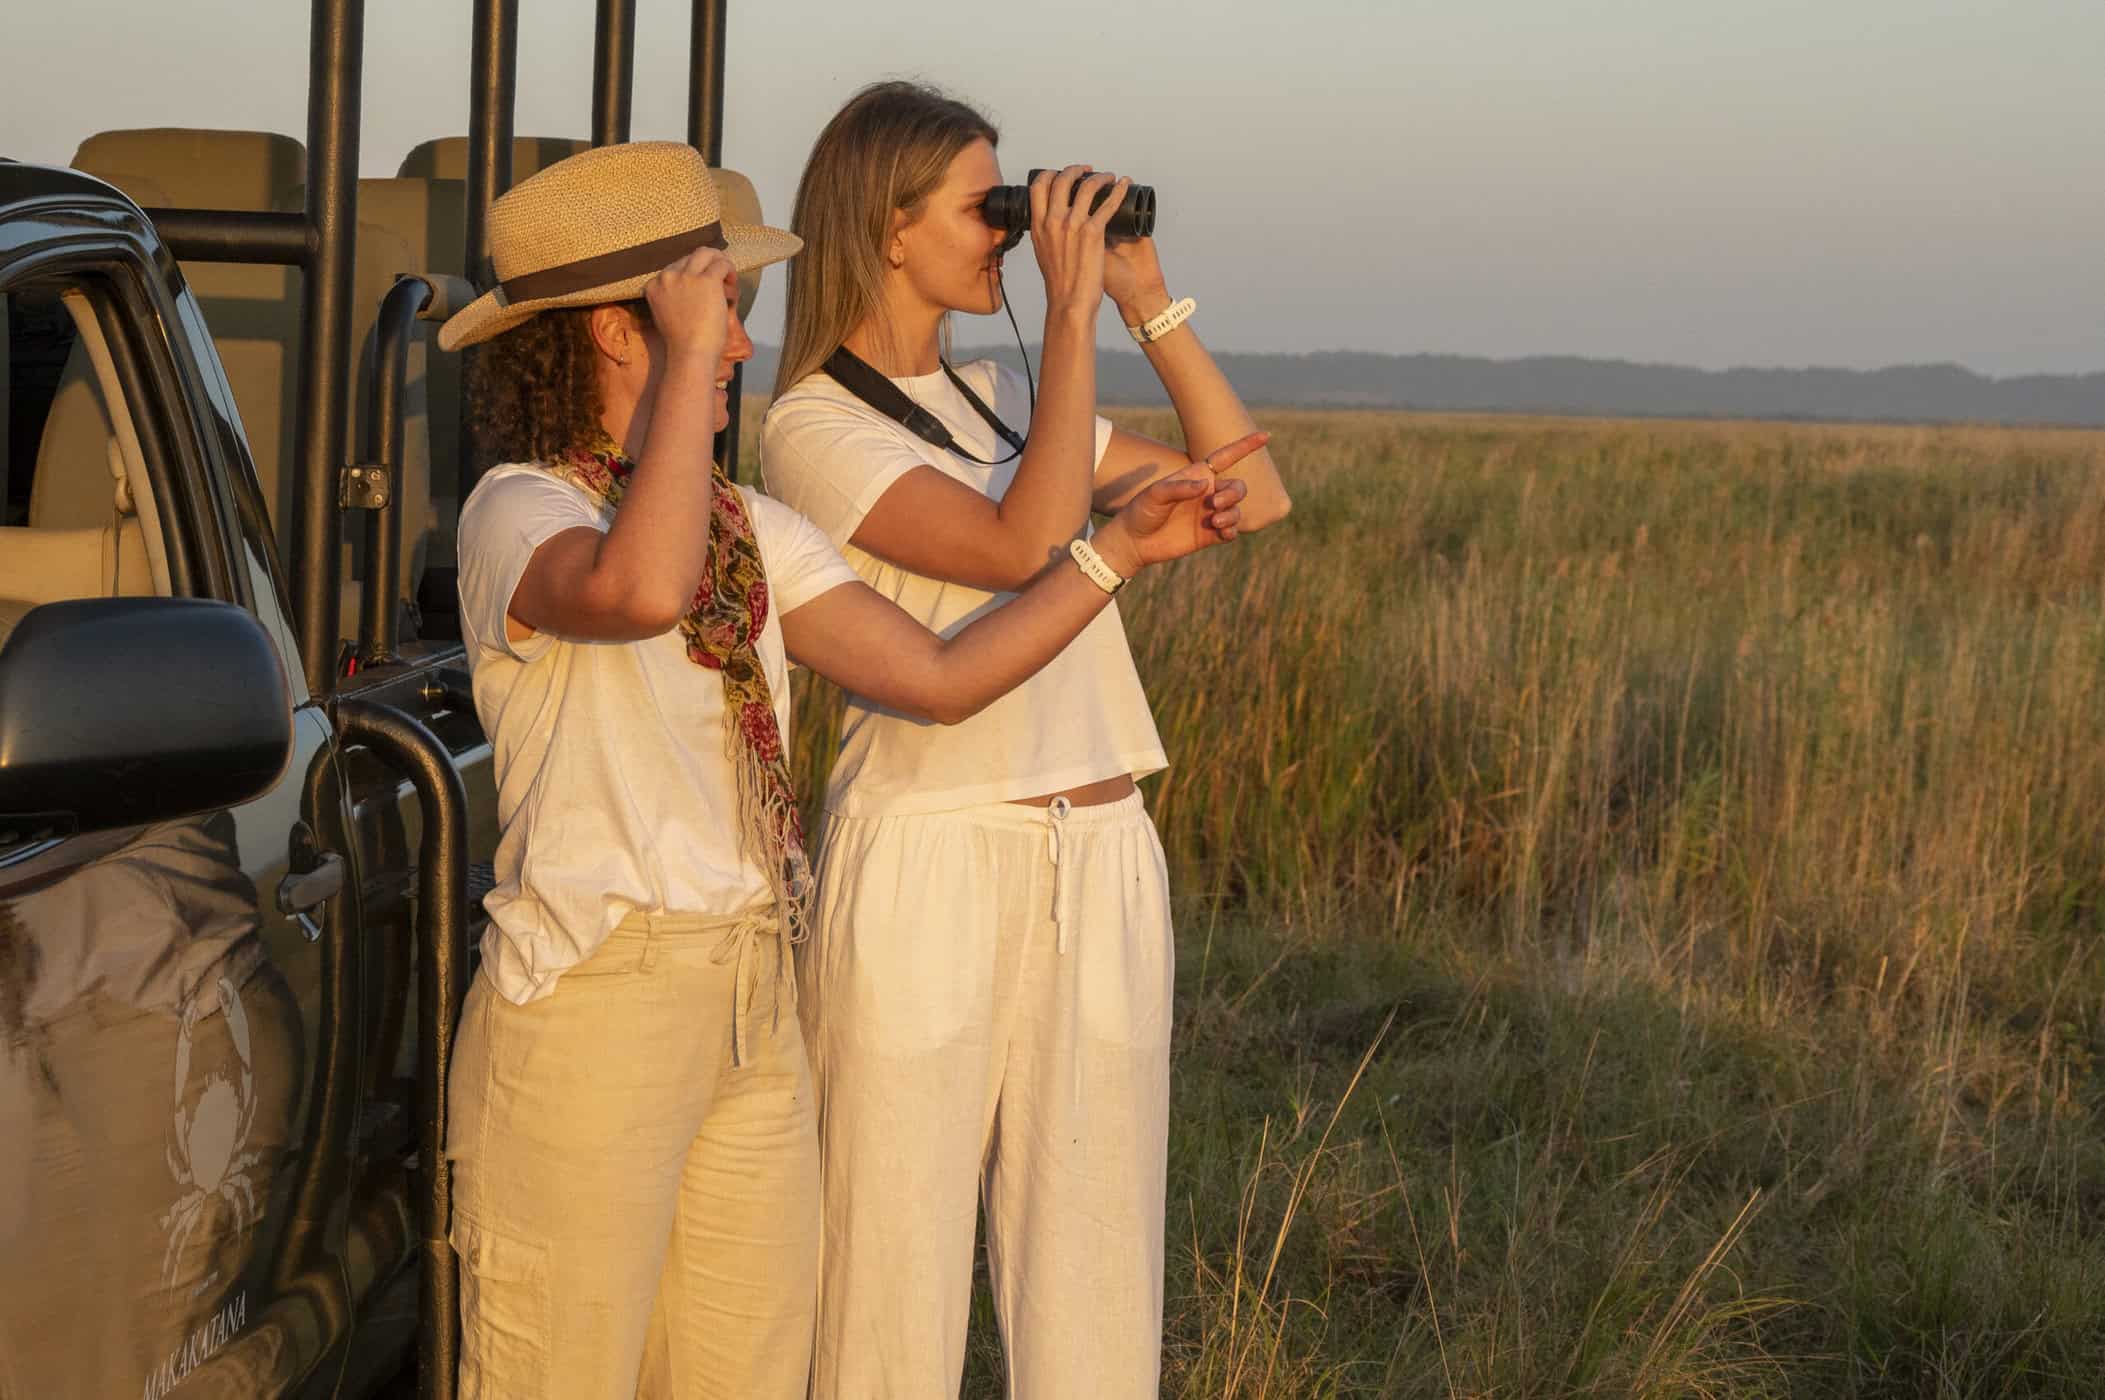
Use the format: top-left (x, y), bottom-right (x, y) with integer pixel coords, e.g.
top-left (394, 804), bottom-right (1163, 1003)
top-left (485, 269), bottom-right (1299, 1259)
top-left (981, 170), bottom-right (1157, 250)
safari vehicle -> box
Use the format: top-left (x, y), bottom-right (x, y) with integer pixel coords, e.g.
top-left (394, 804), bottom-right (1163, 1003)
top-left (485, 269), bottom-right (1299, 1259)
top-left (0, 3), bottom-right (760, 1395)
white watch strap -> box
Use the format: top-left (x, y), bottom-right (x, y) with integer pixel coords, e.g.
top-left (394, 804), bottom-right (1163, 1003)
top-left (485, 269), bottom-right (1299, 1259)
top-left (1069, 536), bottom-right (1128, 594)
top-left (1127, 295), bottom-right (1196, 345)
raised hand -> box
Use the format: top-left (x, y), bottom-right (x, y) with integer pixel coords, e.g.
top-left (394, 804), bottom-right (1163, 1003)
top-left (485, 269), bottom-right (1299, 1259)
top-left (1093, 431), bottom-right (1269, 574)
top-left (643, 247), bottom-right (737, 362)
top-left (1103, 234), bottom-right (1171, 326)
top-left (1030, 164), bottom-right (1132, 321)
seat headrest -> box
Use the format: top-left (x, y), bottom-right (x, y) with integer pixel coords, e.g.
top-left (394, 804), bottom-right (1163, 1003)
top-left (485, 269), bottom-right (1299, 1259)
top-left (72, 129), bottom-right (305, 213)
top-left (396, 137), bottom-right (589, 183)
top-left (351, 177), bottom-right (471, 279)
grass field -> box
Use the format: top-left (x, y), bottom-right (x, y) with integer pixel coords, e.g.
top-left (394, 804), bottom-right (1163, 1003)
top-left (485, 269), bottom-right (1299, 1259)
top-left (779, 409), bottom-right (2105, 1397)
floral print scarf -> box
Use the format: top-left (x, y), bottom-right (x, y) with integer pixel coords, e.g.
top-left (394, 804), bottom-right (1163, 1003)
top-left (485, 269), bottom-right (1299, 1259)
top-left (541, 432), bottom-right (810, 941)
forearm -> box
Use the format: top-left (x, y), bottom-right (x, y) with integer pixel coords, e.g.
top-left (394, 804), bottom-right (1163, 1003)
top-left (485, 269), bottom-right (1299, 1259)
top-left (916, 529), bottom-right (1130, 723)
top-left (794, 523), bottom-right (1141, 727)
top-left (592, 357), bottom-right (719, 619)
top-left (988, 306), bottom-right (1099, 561)
top-left (1122, 293), bottom-right (1291, 527)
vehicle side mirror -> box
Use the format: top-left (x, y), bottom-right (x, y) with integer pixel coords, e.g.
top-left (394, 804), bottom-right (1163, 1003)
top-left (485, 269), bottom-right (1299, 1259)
top-left (0, 597), bottom-right (294, 846)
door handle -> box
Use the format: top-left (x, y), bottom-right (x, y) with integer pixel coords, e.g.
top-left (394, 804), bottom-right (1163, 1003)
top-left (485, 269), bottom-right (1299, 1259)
top-left (279, 851), bottom-right (344, 912)
top-left (278, 850), bottom-right (345, 940)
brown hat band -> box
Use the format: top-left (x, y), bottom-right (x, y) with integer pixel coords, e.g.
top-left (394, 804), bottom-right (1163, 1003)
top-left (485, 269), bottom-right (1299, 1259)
top-left (498, 222), bottom-right (726, 304)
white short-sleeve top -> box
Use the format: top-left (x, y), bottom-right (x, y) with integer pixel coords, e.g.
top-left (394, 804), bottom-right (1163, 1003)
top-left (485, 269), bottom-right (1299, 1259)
top-left (761, 358), bottom-right (1167, 817)
top-left (456, 465), bottom-right (860, 1005)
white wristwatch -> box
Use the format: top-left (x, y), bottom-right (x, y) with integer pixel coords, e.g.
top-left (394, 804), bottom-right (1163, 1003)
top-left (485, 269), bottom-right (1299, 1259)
top-left (1126, 295), bottom-right (1196, 345)
top-left (1069, 536), bottom-right (1129, 594)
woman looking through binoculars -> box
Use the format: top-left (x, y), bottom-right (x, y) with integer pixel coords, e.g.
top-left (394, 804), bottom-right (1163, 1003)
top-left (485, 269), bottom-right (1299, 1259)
top-left (763, 81), bottom-right (1291, 1398)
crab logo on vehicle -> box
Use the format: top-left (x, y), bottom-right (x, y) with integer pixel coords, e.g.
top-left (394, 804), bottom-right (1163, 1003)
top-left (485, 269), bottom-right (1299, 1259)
top-left (159, 974), bottom-right (261, 1285)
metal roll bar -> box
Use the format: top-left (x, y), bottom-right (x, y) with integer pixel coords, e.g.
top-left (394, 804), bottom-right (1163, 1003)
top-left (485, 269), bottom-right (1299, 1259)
top-left (464, 0), bottom-right (518, 313)
top-left (687, 0), bottom-right (743, 474)
top-left (593, 0), bottom-right (638, 146)
top-left (138, 209), bottom-right (315, 265)
top-left (332, 699), bottom-right (470, 1400)
top-left (360, 274), bottom-right (469, 665)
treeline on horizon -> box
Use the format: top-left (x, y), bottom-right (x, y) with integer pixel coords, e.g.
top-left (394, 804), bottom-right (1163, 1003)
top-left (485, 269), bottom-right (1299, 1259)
top-left (742, 343), bottom-right (2105, 428)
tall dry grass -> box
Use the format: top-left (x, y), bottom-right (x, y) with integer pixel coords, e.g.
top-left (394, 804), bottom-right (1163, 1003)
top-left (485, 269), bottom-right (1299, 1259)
top-left (770, 409), bottom-right (2105, 1396)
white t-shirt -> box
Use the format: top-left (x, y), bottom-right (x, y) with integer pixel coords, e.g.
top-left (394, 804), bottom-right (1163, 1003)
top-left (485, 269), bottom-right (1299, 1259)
top-left (761, 358), bottom-right (1167, 817)
top-left (456, 464), bottom-right (860, 1005)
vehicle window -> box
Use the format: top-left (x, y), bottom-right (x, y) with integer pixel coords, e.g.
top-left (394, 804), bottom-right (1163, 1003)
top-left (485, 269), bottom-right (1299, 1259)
top-left (0, 278), bottom-right (173, 648)
top-left (3, 289), bottom-right (77, 526)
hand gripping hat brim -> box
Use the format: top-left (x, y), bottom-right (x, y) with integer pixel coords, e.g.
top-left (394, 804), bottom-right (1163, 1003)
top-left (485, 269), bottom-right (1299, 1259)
top-left (438, 142), bottom-right (802, 352)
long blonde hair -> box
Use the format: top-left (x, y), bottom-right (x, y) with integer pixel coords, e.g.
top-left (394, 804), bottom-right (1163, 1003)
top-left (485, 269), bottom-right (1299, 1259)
top-left (775, 81), bottom-right (998, 397)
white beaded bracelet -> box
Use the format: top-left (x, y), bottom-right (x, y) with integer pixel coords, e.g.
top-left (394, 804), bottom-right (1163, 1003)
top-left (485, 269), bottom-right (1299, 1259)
top-left (1126, 295), bottom-right (1196, 345)
top-left (1069, 536), bottom-right (1128, 594)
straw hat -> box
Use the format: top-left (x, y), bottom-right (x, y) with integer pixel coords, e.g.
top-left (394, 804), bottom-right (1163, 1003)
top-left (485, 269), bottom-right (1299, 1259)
top-left (438, 141), bottom-right (802, 351)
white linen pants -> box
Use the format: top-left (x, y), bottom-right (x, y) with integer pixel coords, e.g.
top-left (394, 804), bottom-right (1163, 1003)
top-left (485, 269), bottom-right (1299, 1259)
top-left (802, 790), bottom-right (1174, 1399)
top-left (445, 909), bottom-right (818, 1399)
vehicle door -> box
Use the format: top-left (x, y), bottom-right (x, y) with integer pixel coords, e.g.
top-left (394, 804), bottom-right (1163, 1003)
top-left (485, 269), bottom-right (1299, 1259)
top-left (0, 180), bottom-right (362, 1399)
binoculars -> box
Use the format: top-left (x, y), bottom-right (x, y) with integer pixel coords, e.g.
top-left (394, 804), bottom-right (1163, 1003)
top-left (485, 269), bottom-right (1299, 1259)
top-left (981, 170), bottom-right (1157, 250)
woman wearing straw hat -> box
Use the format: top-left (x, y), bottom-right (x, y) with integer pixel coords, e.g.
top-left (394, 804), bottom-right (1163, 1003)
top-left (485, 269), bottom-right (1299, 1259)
top-left (437, 141), bottom-right (1261, 1400)
top-left (761, 84), bottom-right (1291, 1398)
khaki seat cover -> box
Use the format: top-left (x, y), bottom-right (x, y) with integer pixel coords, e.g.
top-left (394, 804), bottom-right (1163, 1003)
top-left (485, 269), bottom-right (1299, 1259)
top-left (27, 173), bottom-right (169, 535)
top-left (61, 129), bottom-right (428, 647)
top-left (0, 523), bottom-right (153, 607)
top-left (395, 136), bottom-right (590, 184)
top-left (72, 129), bottom-right (303, 212)
top-left (5, 418), bottom-right (156, 621)
top-left (63, 132), bottom-right (306, 540)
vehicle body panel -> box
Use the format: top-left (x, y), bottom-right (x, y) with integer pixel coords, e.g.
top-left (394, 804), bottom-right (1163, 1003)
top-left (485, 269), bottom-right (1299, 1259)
top-left (0, 165), bottom-right (425, 1398)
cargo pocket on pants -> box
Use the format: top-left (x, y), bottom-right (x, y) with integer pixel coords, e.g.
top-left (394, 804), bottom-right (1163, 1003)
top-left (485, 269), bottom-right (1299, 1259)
top-left (452, 1212), bottom-right (551, 1397)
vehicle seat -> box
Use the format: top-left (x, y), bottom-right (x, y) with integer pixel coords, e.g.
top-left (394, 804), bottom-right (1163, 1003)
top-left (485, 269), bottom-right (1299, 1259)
top-left (27, 288), bottom-right (161, 599)
top-left (0, 425), bottom-right (156, 652)
top-left (58, 129), bottom-right (460, 650)
top-left (67, 130), bottom-right (306, 537)
top-left (73, 128), bottom-right (304, 212)
top-left (396, 136), bottom-right (590, 185)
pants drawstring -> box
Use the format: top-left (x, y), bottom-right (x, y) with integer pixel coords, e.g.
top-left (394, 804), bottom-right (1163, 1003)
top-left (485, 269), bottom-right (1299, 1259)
top-left (1043, 795), bottom-right (1086, 1109)
top-left (709, 910), bottom-right (790, 1069)
top-left (1046, 796), bottom-right (1072, 955)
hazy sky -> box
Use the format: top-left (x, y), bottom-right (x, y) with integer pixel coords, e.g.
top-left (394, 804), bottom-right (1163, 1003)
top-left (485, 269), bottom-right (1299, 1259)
top-left (7, 0), bottom-right (2101, 374)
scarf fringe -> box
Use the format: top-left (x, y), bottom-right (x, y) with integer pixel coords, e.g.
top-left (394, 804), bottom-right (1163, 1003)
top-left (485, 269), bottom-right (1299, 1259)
top-left (724, 710), bottom-right (812, 943)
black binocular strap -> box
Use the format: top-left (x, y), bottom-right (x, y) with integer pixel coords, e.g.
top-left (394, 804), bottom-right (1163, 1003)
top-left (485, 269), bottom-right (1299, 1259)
top-left (822, 346), bottom-right (1027, 466)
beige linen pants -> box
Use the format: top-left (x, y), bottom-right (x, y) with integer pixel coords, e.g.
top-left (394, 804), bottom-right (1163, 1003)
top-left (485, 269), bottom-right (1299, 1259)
top-left (803, 791), bottom-right (1174, 1399)
top-left (445, 910), bottom-right (818, 1399)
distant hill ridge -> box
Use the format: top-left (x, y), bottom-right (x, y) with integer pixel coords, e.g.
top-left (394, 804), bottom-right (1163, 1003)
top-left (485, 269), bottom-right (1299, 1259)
top-left (742, 344), bottom-right (2105, 428)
